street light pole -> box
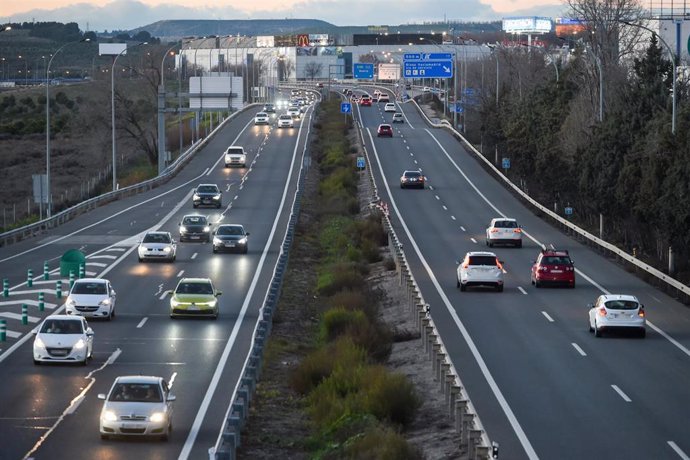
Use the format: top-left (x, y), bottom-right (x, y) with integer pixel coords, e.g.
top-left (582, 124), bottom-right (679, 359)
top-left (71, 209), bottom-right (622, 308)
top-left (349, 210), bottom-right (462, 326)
top-left (157, 42), bottom-right (179, 174)
top-left (45, 38), bottom-right (89, 217)
top-left (112, 42), bottom-right (146, 192)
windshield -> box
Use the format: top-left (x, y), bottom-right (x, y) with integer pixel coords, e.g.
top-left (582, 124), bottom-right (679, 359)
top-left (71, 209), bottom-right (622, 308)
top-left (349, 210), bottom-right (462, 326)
top-left (404, 172), bottom-right (421, 178)
top-left (143, 233), bottom-right (171, 244)
top-left (196, 185), bottom-right (218, 194)
top-left (182, 216), bottom-right (207, 225)
top-left (109, 383), bottom-right (162, 402)
top-left (72, 282), bottom-right (107, 295)
top-left (468, 256), bottom-right (498, 266)
top-left (542, 256), bottom-right (571, 265)
top-left (605, 300), bottom-right (639, 310)
top-left (217, 226), bottom-right (244, 236)
top-left (41, 319), bottom-right (83, 334)
top-left (176, 282), bottom-right (214, 295)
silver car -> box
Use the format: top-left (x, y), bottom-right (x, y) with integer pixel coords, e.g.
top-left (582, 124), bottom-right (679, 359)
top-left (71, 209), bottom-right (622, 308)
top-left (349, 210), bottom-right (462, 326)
top-left (254, 111), bottom-right (270, 125)
top-left (33, 315), bottom-right (94, 365)
top-left (99, 375), bottom-right (176, 440)
top-left (65, 278), bottom-right (116, 320)
top-left (588, 294), bottom-right (646, 338)
top-left (138, 231), bottom-right (177, 263)
top-left (456, 251), bottom-right (504, 292)
top-left (277, 114), bottom-right (294, 128)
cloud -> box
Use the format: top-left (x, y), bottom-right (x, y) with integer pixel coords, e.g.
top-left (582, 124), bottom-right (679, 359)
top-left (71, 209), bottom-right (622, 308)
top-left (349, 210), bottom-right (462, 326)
top-left (6, 0), bottom-right (567, 32)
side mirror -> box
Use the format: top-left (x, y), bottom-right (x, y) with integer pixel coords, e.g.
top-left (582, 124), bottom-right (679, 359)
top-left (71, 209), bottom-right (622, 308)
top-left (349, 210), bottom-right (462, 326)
top-left (97, 394), bottom-right (106, 400)
top-left (245, 232), bottom-right (250, 236)
top-left (86, 328), bottom-right (94, 336)
top-left (216, 291), bottom-right (223, 297)
top-left (111, 290), bottom-right (116, 297)
top-left (167, 394), bottom-right (176, 402)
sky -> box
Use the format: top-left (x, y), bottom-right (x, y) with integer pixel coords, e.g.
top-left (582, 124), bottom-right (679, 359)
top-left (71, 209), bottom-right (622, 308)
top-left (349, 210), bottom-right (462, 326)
top-left (1, 0), bottom-right (568, 32)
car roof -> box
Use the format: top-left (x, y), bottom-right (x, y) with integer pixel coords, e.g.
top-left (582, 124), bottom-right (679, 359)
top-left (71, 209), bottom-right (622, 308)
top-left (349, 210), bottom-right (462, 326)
top-left (492, 217), bottom-right (516, 222)
top-left (42, 314), bottom-right (84, 322)
top-left (114, 375), bottom-right (163, 385)
top-left (540, 249), bottom-right (570, 257)
top-left (73, 278), bottom-right (106, 284)
top-left (379, 124), bottom-right (391, 128)
top-left (403, 170), bottom-right (421, 174)
top-left (183, 213), bottom-right (206, 218)
top-left (256, 112), bottom-right (267, 115)
top-left (600, 294), bottom-right (639, 303)
top-left (217, 223), bottom-right (244, 229)
top-left (466, 251), bottom-right (498, 257)
top-left (197, 183), bottom-right (218, 187)
top-left (393, 112), bottom-right (403, 115)
top-left (145, 231), bottom-right (170, 236)
top-left (178, 277), bottom-right (213, 284)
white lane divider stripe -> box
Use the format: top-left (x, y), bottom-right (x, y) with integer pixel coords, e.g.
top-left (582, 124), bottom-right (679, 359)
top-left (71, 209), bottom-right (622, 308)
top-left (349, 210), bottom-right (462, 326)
top-left (518, 287), bottom-right (527, 295)
top-left (668, 441), bottom-right (690, 460)
top-left (571, 343), bottom-right (587, 356)
top-left (191, 253), bottom-right (198, 260)
top-left (470, 238), bottom-right (477, 244)
top-left (87, 255), bottom-right (117, 260)
top-left (451, 215), bottom-right (456, 220)
top-left (106, 248), bottom-right (127, 252)
top-left (159, 291), bottom-right (170, 300)
top-left (136, 317), bottom-right (148, 329)
top-left (177, 270), bottom-right (185, 278)
top-left (460, 226), bottom-right (466, 232)
top-left (85, 262), bottom-right (108, 267)
top-left (0, 312), bottom-right (40, 323)
top-left (442, 205), bottom-right (447, 211)
top-left (611, 385), bottom-right (632, 402)
top-left (435, 195), bottom-right (440, 200)
top-left (541, 311), bottom-right (555, 322)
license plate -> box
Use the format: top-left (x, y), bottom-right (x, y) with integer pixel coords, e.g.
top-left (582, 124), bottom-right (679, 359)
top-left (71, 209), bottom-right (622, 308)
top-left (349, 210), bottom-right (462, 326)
top-left (190, 236), bottom-right (200, 239)
top-left (551, 270), bottom-right (563, 273)
top-left (225, 243), bottom-right (235, 247)
top-left (122, 423), bottom-right (143, 429)
top-left (52, 350), bottom-right (67, 356)
top-left (203, 199), bottom-right (211, 203)
top-left (188, 305), bottom-right (199, 311)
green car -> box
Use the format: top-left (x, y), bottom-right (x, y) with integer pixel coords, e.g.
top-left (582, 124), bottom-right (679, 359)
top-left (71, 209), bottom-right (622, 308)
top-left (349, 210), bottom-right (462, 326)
top-left (169, 278), bottom-right (222, 319)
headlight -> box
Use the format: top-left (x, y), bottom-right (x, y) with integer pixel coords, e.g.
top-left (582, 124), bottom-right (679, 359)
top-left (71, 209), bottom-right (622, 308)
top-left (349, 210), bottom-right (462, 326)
top-left (99, 298), bottom-right (111, 307)
top-left (193, 194), bottom-right (199, 200)
top-left (198, 299), bottom-right (217, 308)
top-left (102, 411), bottom-right (118, 422)
top-left (73, 339), bottom-right (86, 350)
top-left (213, 194), bottom-right (221, 200)
top-left (66, 298), bottom-right (76, 308)
top-left (34, 337), bottom-right (45, 349)
top-left (179, 226), bottom-right (187, 233)
top-left (170, 297), bottom-right (180, 307)
top-left (238, 237), bottom-right (247, 244)
top-left (203, 226), bottom-right (210, 232)
top-left (150, 412), bottom-right (166, 423)
top-left (163, 247), bottom-right (171, 253)
top-left (213, 237), bottom-right (223, 245)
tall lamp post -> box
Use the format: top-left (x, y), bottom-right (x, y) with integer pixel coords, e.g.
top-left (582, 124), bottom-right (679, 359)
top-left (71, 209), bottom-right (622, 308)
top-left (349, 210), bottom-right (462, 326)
top-left (621, 21), bottom-right (676, 134)
top-left (45, 38), bottom-right (90, 217)
top-left (157, 43), bottom-right (180, 174)
top-left (112, 42), bottom-right (147, 192)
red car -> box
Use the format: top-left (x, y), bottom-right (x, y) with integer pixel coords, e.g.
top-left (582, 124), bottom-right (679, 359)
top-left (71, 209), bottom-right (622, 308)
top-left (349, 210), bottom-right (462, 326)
top-left (377, 124), bottom-right (393, 137)
top-left (531, 249), bottom-right (575, 288)
top-left (360, 97), bottom-right (372, 106)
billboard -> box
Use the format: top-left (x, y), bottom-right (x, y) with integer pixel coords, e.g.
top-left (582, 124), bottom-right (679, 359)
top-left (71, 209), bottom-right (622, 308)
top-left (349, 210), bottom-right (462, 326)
top-left (189, 76), bottom-right (243, 110)
top-left (309, 34), bottom-right (329, 45)
top-left (378, 63), bottom-right (400, 80)
top-left (99, 43), bottom-right (127, 56)
top-left (555, 18), bottom-right (587, 36)
top-left (297, 34), bottom-right (310, 47)
top-left (274, 35), bottom-right (297, 47)
top-left (256, 36), bottom-right (275, 48)
top-left (502, 17), bottom-right (552, 34)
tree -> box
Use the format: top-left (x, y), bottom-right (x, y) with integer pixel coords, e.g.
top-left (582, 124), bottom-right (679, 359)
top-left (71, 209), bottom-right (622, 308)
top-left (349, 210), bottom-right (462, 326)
top-left (303, 62), bottom-right (323, 80)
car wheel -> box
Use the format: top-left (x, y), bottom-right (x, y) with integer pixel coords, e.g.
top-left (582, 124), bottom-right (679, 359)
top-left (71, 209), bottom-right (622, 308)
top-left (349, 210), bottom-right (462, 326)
top-left (171, 255), bottom-right (176, 263)
top-left (81, 356), bottom-right (88, 366)
top-left (107, 310), bottom-right (113, 321)
top-left (217, 204), bottom-right (222, 209)
top-left (534, 280), bottom-right (541, 288)
top-left (496, 285), bottom-right (504, 292)
top-left (170, 315), bottom-right (176, 319)
top-left (456, 278), bottom-right (460, 288)
top-left (100, 434), bottom-right (109, 441)
top-left (193, 204), bottom-right (198, 209)
top-left (213, 247), bottom-right (218, 254)
top-left (588, 319), bottom-right (594, 333)
top-left (594, 323), bottom-right (603, 338)
top-left (138, 257), bottom-right (143, 263)
top-left (639, 328), bottom-right (646, 338)
top-left (33, 359), bottom-right (41, 365)
top-left (242, 247), bottom-right (248, 254)
top-left (206, 236), bottom-right (211, 243)
top-left (460, 284), bottom-right (466, 292)
top-left (516, 241), bottom-right (522, 248)
top-left (570, 282), bottom-right (576, 289)
top-left (487, 241), bottom-right (493, 247)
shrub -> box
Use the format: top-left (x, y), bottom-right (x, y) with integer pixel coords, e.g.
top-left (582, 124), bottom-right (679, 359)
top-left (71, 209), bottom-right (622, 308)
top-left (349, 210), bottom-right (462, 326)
top-left (317, 262), bottom-right (364, 296)
top-left (343, 425), bottom-right (421, 460)
top-left (360, 239), bottom-right (381, 263)
top-left (364, 366), bottom-right (420, 427)
top-left (320, 307), bottom-right (368, 343)
top-left (327, 289), bottom-right (369, 313)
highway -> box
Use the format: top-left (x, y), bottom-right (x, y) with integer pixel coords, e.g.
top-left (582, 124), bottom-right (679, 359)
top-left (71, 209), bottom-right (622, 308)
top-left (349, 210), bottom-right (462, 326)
top-left (353, 87), bottom-right (690, 460)
top-left (0, 98), bottom-right (313, 460)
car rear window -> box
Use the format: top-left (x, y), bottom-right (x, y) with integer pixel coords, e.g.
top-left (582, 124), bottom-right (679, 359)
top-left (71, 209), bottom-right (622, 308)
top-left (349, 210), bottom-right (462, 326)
top-left (226, 147), bottom-right (243, 155)
top-left (541, 256), bottom-right (572, 265)
top-left (468, 256), bottom-right (498, 266)
top-left (605, 300), bottom-right (639, 310)
top-left (494, 220), bottom-right (518, 228)
top-left (72, 282), bottom-right (107, 295)
top-left (404, 172), bottom-right (421, 178)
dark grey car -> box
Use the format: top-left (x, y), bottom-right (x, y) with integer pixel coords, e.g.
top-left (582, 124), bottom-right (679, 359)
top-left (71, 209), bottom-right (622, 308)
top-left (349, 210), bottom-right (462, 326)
top-left (193, 184), bottom-right (222, 208)
top-left (212, 224), bottom-right (249, 254)
top-left (179, 215), bottom-right (211, 242)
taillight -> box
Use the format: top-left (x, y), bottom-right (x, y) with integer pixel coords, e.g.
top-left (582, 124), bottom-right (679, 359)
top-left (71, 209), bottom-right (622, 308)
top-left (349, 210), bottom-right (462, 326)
top-left (539, 266), bottom-right (548, 272)
top-left (566, 266), bottom-right (574, 271)
top-left (462, 262), bottom-right (469, 269)
top-left (598, 307), bottom-right (607, 317)
top-left (514, 229), bottom-right (522, 233)
top-left (638, 308), bottom-right (645, 318)
top-left (496, 259), bottom-right (503, 270)
top-left (490, 229), bottom-right (499, 233)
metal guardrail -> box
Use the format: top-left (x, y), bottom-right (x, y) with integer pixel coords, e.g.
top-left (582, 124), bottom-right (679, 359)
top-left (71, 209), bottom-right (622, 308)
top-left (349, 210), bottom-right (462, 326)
top-left (0, 104), bottom-right (260, 248)
top-left (211, 91), bottom-right (319, 460)
top-left (403, 97), bottom-right (690, 298)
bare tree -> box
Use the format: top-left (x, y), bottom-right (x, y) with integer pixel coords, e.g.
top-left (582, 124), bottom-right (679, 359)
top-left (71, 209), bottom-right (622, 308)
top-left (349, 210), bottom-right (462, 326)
top-left (303, 62), bottom-right (323, 80)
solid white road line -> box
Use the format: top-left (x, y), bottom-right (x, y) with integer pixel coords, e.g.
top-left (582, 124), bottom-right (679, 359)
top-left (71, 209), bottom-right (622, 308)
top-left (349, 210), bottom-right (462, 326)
top-left (611, 385), bottom-right (632, 402)
top-left (541, 311), bottom-right (555, 323)
top-left (518, 287), bottom-right (527, 295)
top-left (571, 343), bottom-right (587, 357)
top-left (136, 317), bottom-right (148, 329)
top-left (366, 128), bottom-right (539, 460)
top-left (668, 441), bottom-right (690, 460)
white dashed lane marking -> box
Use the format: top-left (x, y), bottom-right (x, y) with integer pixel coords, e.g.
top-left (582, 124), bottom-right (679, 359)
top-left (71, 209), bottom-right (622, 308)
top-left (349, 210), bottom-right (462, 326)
top-left (611, 385), bottom-right (632, 402)
top-left (517, 287), bottom-right (527, 295)
top-left (541, 311), bottom-right (554, 322)
top-left (571, 343), bottom-right (587, 356)
top-left (136, 317), bottom-right (148, 328)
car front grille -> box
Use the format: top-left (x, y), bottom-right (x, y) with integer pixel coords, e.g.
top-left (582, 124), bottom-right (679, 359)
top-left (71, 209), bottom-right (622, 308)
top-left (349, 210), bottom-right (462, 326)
top-left (120, 428), bottom-right (147, 434)
top-left (120, 415), bottom-right (147, 421)
top-left (75, 305), bottom-right (98, 312)
top-left (172, 308), bottom-right (214, 315)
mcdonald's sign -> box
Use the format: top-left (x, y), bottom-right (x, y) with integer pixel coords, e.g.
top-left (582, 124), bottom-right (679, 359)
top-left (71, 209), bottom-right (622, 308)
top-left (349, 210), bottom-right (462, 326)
top-left (297, 34), bottom-right (310, 47)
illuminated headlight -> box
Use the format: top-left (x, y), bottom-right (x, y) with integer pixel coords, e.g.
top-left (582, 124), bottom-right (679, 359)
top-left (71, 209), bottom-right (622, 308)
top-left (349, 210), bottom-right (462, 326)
top-left (73, 339), bottom-right (86, 350)
top-left (170, 298), bottom-right (181, 307)
top-left (99, 298), bottom-right (111, 307)
top-left (193, 194), bottom-right (200, 200)
top-left (150, 412), bottom-right (166, 423)
top-left (34, 337), bottom-right (46, 349)
top-left (238, 237), bottom-right (247, 244)
top-left (66, 298), bottom-right (76, 308)
top-left (213, 237), bottom-right (223, 245)
top-left (203, 226), bottom-right (210, 232)
top-left (163, 247), bottom-right (172, 253)
top-left (213, 194), bottom-right (221, 200)
top-left (179, 226), bottom-right (187, 233)
top-left (198, 299), bottom-right (217, 308)
top-left (102, 411), bottom-right (118, 422)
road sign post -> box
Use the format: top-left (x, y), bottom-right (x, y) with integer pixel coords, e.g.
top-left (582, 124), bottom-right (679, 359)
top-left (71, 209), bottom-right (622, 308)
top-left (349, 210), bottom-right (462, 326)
top-left (341, 102), bottom-right (352, 125)
top-left (502, 157), bottom-right (510, 175)
top-left (356, 156), bottom-right (366, 171)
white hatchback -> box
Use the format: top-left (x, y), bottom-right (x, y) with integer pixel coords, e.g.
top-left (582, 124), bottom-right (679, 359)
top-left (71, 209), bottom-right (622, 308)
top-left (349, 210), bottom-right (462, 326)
top-left (486, 217), bottom-right (522, 248)
top-left (588, 294), bottom-right (646, 338)
top-left (287, 107), bottom-right (301, 119)
top-left (99, 375), bottom-right (176, 440)
top-left (384, 103), bottom-right (397, 112)
top-left (137, 231), bottom-right (177, 262)
top-left (456, 251), bottom-right (504, 292)
top-left (277, 114), bottom-right (294, 128)
top-left (254, 112), bottom-right (270, 125)
top-left (33, 315), bottom-right (94, 365)
top-left (65, 278), bottom-right (116, 320)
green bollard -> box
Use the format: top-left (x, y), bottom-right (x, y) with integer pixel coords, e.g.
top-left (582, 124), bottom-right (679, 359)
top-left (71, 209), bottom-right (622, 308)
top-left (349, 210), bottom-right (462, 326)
top-left (79, 263), bottom-right (85, 279)
top-left (22, 304), bottom-right (28, 325)
top-left (0, 319), bottom-right (6, 341)
top-left (43, 261), bottom-right (50, 280)
top-left (2, 279), bottom-right (8, 297)
top-left (27, 269), bottom-right (33, 288)
top-left (56, 280), bottom-right (63, 299)
top-left (69, 271), bottom-right (75, 289)
top-left (38, 292), bottom-right (45, 312)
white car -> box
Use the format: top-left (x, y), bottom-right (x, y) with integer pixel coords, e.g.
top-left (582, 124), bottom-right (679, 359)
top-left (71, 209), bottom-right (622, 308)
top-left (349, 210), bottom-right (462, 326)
top-left (392, 112), bottom-right (404, 123)
top-left (65, 278), bottom-right (117, 320)
top-left (378, 94), bottom-right (390, 103)
top-left (254, 112), bottom-right (270, 125)
top-left (456, 251), bottom-right (504, 292)
top-left (138, 231), bottom-right (177, 263)
top-left (33, 315), bottom-right (94, 365)
top-left (99, 375), bottom-right (176, 440)
top-left (277, 114), bottom-right (294, 128)
top-left (423, 86), bottom-right (431, 93)
top-left (588, 294), bottom-right (646, 338)
top-left (384, 103), bottom-right (397, 112)
top-left (224, 146), bottom-right (246, 168)
top-left (287, 107), bottom-right (301, 119)
top-left (486, 218), bottom-right (522, 248)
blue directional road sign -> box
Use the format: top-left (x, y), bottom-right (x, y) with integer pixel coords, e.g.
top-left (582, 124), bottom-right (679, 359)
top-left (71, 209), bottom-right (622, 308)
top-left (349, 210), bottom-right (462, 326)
top-left (353, 63), bottom-right (374, 79)
top-left (403, 53), bottom-right (453, 79)
top-left (565, 206), bottom-right (574, 216)
top-left (451, 103), bottom-right (463, 113)
top-left (356, 156), bottom-right (366, 169)
top-left (502, 157), bottom-right (511, 169)
top-left (341, 102), bottom-right (352, 114)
